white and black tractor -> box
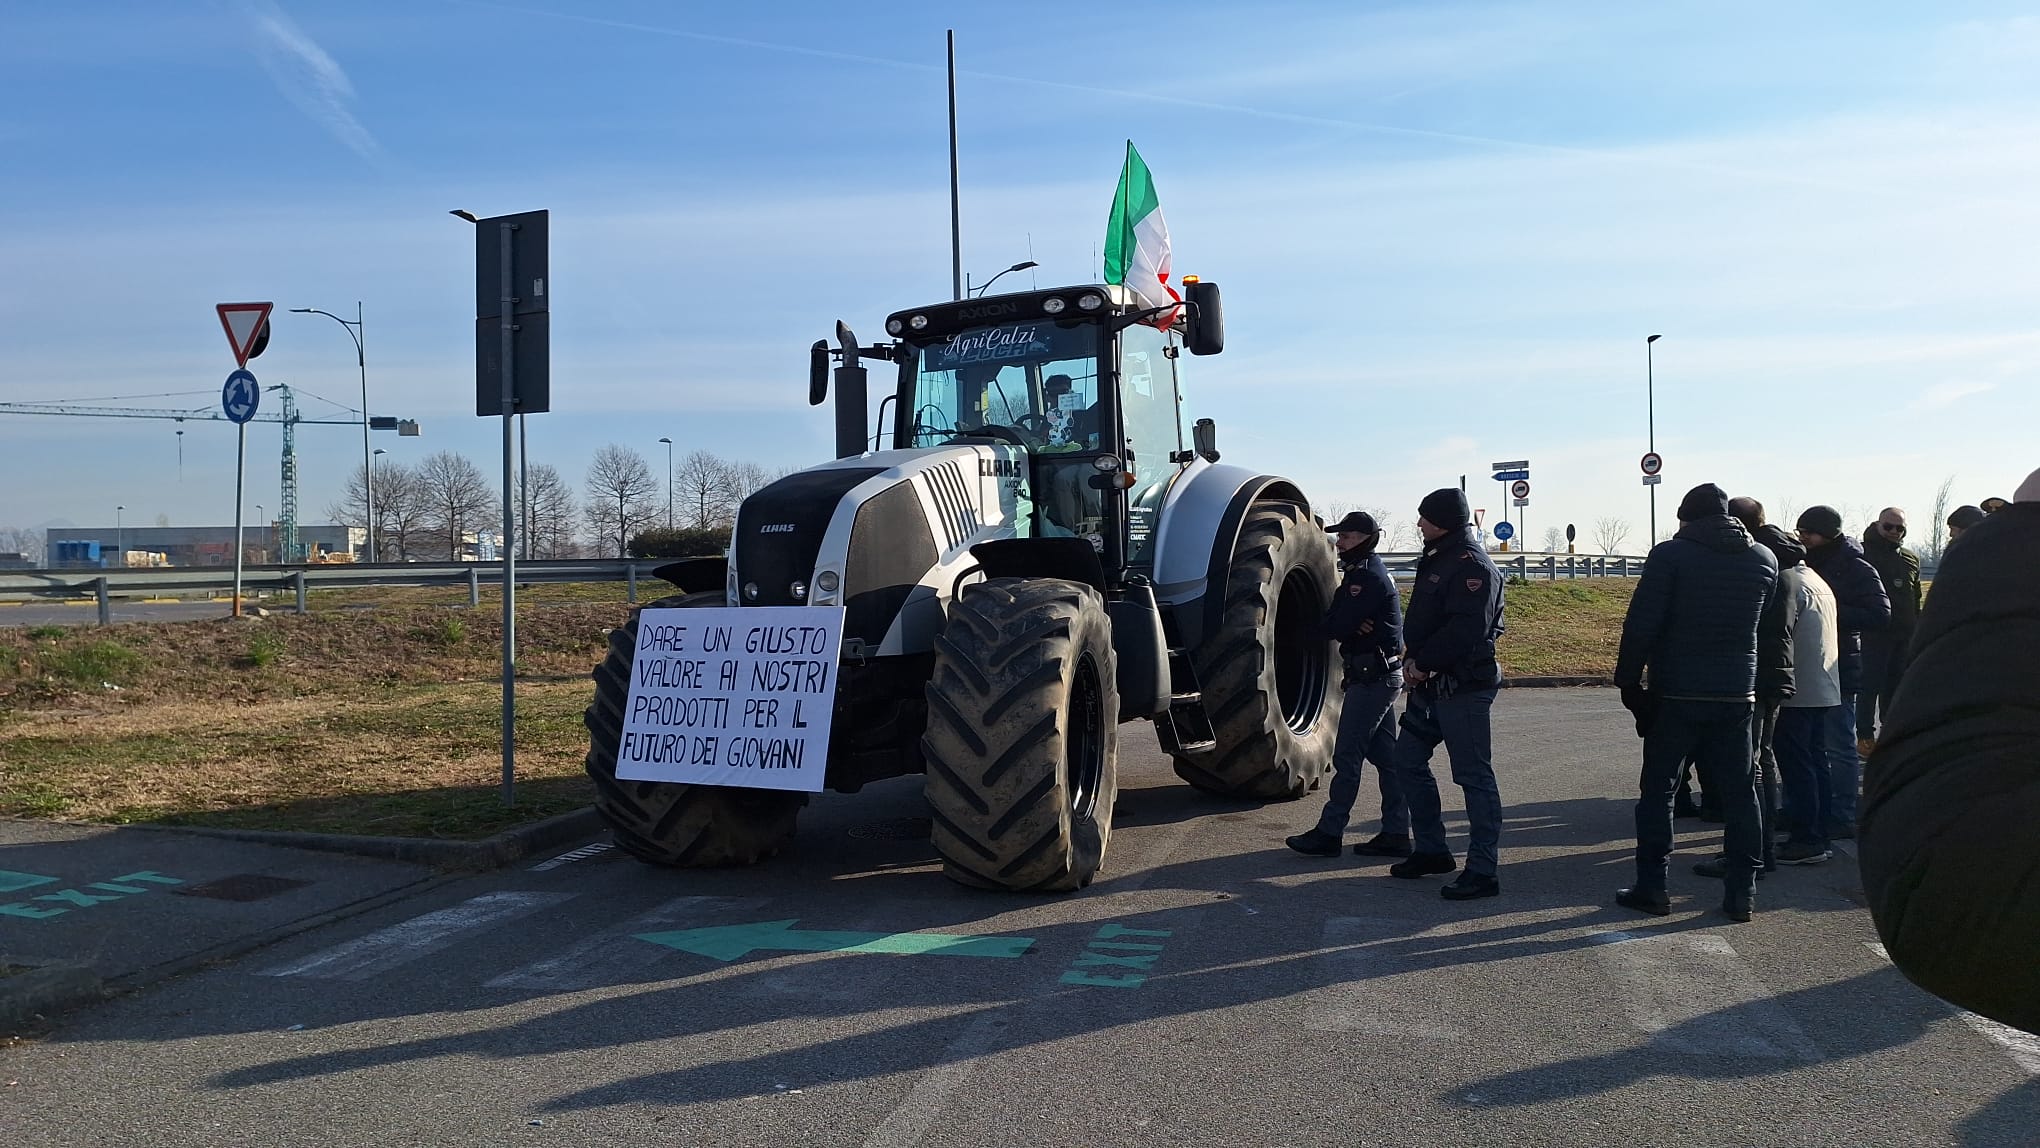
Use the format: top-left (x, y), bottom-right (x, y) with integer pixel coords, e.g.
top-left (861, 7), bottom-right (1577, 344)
top-left (585, 279), bottom-right (1341, 891)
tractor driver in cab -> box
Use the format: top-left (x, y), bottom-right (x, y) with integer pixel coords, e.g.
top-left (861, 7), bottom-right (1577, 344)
top-left (1037, 372), bottom-right (1103, 537)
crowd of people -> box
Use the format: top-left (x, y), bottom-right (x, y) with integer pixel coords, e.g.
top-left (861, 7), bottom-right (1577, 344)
top-left (1282, 476), bottom-right (2038, 1034)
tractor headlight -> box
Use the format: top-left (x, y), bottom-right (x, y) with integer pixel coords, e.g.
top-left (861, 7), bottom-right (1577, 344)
top-left (1076, 293), bottom-right (1103, 311)
top-left (886, 318), bottom-right (904, 335)
top-left (817, 571), bottom-right (840, 593)
top-left (1041, 297), bottom-right (1067, 315)
top-left (909, 314), bottom-right (929, 330)
top-left (789, 579), bottom-right (809, 601)
top-left (743, 581), bottom-right (760, 602)
top-left (1092, 454), bottom-right (1122, 473)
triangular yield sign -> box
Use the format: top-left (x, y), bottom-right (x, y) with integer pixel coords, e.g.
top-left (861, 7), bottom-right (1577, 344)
top-left (216, 302), bottom-right (273, 368)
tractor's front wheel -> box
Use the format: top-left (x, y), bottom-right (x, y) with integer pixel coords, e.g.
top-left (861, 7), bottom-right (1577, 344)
top-left (923, 577), bottom-right (1119, 892)
top-left (1171, 500), bottom-right (1341, 798)
top-left (585, 592), bottom-right (805, 867)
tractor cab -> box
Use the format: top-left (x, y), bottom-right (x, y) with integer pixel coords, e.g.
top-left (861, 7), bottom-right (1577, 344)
top-left (877, 281), bottom-right (1223, 575)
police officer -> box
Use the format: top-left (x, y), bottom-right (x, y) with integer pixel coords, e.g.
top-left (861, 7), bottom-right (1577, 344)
top-left (1390, 488), bottom-right (1508, 900)
top-left (1285, 511), bottom-right (1411, 860)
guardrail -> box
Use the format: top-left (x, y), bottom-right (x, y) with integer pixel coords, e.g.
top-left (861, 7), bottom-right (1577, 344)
top-left (0, 558), bottom-right (663, 624)
top-left (2, 550), bottom-right (1647, 625)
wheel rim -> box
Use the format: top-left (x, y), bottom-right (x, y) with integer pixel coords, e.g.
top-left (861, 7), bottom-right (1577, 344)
top-left (1066, 651), bottom-right (1106, 819)
top-left (1273, 564), bottom-right (1330, 733)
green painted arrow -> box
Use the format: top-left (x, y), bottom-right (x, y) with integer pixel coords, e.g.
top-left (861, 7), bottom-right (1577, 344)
top-left (635, 919), bottom-right (1034, 961)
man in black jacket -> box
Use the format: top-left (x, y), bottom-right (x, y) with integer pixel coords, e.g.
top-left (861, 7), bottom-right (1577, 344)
top-left (1861, 468), bottom-right (2040, 1035)
top-left (1796, 506), bottom-right (1891, 839)
top-left (1388, 488), bottom-right (1507, 901)
top-left (1857, 508), bottom-right (1921, 752)
top-left (1612, 483), bottom-right (1784, 921)
top-left (1286, 511), bottom-right (1409, 859)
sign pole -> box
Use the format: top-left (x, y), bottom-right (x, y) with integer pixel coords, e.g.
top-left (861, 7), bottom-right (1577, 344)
top-left (499, 220), bottom-right (519, 807)
top-left (232, 422), bottom-right (247, 618)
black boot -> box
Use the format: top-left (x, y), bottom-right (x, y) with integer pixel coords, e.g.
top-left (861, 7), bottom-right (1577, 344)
top-left (1616, 886), bottom-right (1671, 916)
top-left (1283, 828), bottom-right (1342, 858)
top-left (1441, 871), bottom-right (1500, 900)
top-left (1389, 852), bottom-right (1457, 879)
top-left (1351, 832), bottom-right (1413, 858)
top-left (1721, 888), bottom-right (1754, 923)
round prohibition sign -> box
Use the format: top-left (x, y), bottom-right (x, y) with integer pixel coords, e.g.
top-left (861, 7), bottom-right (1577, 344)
top-left (1510, 479), bottom-right (1530, 500)
top-left (1640, 451), bottom-right (1664, 477)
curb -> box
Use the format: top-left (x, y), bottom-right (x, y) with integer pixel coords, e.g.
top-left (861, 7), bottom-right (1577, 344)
top-left (1504, 676), bottom-right (1613, 688)
top-left (0, 965), bottom-right (105, 1032)
top-left (115, 806), bottom-right (608, 872)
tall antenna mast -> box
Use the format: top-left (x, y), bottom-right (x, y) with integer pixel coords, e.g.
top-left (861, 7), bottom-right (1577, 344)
top-left (947, 30), bottom-right (963, 301)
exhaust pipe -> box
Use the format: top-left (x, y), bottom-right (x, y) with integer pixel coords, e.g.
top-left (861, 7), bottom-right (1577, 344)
top-left (833, 321), bottom-right (869, 460)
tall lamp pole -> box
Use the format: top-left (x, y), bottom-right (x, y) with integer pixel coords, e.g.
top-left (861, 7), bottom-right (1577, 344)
top-left (115, 505), bottom-right (124, 568)
top-left (291, 304), bottom-right (373, 560)
top-left (658, 437), bottom-right (675, 529)
top-left (971, 260), bottom-right (1039, 297)
top-left (1646, 333), bottom-right (1663, 546)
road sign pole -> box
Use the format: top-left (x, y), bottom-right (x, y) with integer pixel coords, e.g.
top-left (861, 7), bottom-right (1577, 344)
top-left (232, 422), bottom-right (246, 618)
top-left (499, 220), bottom-right (518, 807)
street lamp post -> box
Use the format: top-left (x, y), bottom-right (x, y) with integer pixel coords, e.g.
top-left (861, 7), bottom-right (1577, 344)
top-left (115, 505), bottom-right (124, 568)
top-left (658, 437), bottom-right (675, 529)
top-left (292, 304), bottom-right (373, 560)
top-left (255, 504), bottom-right (265, 562)
top-left (970, 260), bottom-right (1039, 297)
top-left (1646, 333), bottom-right (1663, 546)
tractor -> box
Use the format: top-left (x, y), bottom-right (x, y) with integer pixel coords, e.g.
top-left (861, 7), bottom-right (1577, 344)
top-left (585, 278), bottom-right (1342, 891)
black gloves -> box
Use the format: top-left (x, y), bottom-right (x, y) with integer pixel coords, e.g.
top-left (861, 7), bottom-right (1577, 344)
top-left (1619, 685), bottom-right (1658, 738)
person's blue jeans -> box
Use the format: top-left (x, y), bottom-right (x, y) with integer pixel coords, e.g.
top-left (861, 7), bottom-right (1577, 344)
top-left (1635, 699), bottom-right (1761, 896)
top-left (1314, 679), bottom-right (1407, 838)
top-left (1826, 694), bottom-right (1860, 833)
top-left (1395, 686), bottom-right (1502, 876)
top-left (1775, 705), bottom-right (1833, 849)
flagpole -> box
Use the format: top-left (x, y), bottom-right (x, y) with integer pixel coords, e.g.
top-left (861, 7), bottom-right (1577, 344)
top-left (947, 30), bottom-right (962, 301)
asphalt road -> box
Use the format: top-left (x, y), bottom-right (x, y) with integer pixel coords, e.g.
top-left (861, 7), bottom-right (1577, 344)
top-left (4, 689), bottom-right (2034, 1147)
top-left (0, 601), bottom-right (235, 626)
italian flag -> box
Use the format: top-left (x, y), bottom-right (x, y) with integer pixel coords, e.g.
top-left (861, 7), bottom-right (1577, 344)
top-left (1104, 142), bottom-right (1179, 327)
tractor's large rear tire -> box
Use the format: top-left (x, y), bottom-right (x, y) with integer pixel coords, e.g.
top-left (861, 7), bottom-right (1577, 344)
top-left (1171, 500), bottom-right (1341, 799)
top-left (585, 592), bottom-right (805, 867)
top-left (923, 577), bottom-right (1118, 892)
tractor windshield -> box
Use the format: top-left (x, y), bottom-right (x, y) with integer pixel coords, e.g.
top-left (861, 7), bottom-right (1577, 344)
top-left (903, 319), bottom-right (1103, 455)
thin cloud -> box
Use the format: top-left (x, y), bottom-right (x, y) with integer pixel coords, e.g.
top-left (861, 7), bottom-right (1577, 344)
top-left (243, 0), bottom-right (378, 159)
top-left (1909, 380), bottom-right (1997, 412)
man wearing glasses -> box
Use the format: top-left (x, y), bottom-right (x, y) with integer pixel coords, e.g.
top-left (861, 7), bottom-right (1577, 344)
top-left (1859, 508), bottom-right (1923, 754)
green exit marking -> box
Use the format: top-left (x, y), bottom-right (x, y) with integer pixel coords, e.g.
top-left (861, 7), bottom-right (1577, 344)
top-left (636, 919), bottom-right (1034, 962)
top-left (0, 870), bottom-right (60, 895)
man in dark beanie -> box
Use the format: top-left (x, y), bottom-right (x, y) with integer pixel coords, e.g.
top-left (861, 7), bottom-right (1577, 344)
top-left (1946, 504), bottom-right (1985, 545)
top-left (1796, 505), bottom-right (1890, 840)
top-left (1388, 487), bottom-right (1508, 900)
top-left (1286, 510), bottom-right (1410, 860)
top-left (1613, 482), bottom-right (1782, 921)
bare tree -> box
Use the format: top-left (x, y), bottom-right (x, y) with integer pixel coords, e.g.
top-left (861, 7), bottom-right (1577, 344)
top-left (585, 444), bottom-right (661, 557)
top-left (725, 460), bottom-right (774, 508)
top-left (674, 450), bottom-right (735, 529)
top-left (1543, 525), bottom-right (1566, 553)
top-left (327, 459), bottom-right (428, 561)
top-left (414, 451), bottom-right (495, 560)
top-left (520, 463), bottom-right (581, 559)
top-left (1593, 517), bottom-right (1632, 555)
top-left (0, 526), bottom-right (45, 566)
top-left (1926, 474), bottom-right (1954, 567)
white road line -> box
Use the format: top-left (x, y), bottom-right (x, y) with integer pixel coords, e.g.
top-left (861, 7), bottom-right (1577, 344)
top-left (1592, 930), bottom-right (1817, 1059)
top-left (1308, 916), bottom-right (1466, 1039)
top-left (485, 895), bottom-right (766, 991)
top-left (860, 1012), bottom-right (1005, 1148)
top-left (529, 842), bottom-right (615, 871)
top-left (860, 815), bottom-right (1204, 1148)
top-left (256, 891), bottom-right (575, 981)
top-left (1865, 943), bottom-right (2040, 1075)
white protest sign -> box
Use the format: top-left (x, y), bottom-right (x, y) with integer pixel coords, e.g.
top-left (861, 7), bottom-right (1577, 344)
top-left (617, 606), bottom-right (843, 792)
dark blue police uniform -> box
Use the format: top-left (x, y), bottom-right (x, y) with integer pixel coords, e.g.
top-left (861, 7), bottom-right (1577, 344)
top-left (1393, 490), bottom-right (1507, 896)
top-left (1308, 526), bottom-right (1408, 847)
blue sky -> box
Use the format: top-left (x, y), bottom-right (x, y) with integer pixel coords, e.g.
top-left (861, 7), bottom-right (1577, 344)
top-left (4, 1), bottom-right (2038, 549)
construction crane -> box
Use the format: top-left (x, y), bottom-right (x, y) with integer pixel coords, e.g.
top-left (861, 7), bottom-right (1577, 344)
top-left (0, 388), bottom-right (418, 561)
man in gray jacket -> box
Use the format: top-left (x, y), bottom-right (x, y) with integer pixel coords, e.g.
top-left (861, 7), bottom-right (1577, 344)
top-left (1770, 531), bottom-right (1842, 864)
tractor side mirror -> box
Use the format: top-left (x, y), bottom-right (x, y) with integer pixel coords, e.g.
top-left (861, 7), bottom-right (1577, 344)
top-left (1193, 418), bottom-right (1220, 462)
top-left (808, 340), bottom-right (829, 406)
top-left (1183, 280), bottom-right (1224, 356)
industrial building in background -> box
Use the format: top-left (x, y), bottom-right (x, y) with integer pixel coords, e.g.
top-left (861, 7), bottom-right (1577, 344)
top-left (44, 525), bottom-right (364, 568)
